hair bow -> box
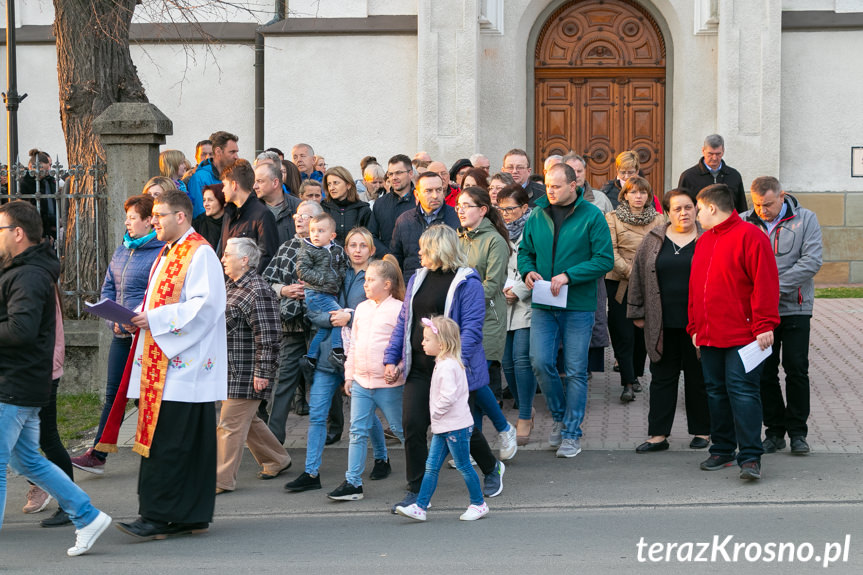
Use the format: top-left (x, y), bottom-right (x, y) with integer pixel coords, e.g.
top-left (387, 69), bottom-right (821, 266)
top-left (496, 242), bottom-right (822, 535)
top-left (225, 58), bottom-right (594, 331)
top-left (421, 317), bottom-right (438, 334)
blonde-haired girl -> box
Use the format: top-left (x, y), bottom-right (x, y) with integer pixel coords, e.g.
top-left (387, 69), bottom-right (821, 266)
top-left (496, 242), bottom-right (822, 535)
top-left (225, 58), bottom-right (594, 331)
top-left (395, 316), bottom-right (488, 522)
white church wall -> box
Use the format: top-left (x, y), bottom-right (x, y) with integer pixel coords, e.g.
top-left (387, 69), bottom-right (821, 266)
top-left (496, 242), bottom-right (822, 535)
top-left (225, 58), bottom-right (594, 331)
top-left (263, 33), bottom-right (419, 172)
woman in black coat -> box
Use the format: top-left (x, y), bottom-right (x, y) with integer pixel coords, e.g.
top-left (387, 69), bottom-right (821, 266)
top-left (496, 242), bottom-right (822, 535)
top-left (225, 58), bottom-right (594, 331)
top-left (321, 166), bottom-right (371, 245)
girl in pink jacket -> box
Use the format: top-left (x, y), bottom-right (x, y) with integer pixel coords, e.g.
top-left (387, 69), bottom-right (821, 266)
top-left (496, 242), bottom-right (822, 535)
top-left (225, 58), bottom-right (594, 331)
top-left (395, 316), bottom-right (488, 522)
top-left (327, 256), bottom-right (406, 501)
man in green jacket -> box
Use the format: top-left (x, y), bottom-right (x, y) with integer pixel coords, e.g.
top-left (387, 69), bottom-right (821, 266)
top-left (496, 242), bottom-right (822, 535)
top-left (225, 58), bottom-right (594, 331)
top-left (518, 163), bottom-right (613, 458)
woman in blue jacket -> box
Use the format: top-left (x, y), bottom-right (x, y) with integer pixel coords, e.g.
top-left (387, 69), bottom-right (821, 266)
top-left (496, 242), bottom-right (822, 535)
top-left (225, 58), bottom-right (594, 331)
top-left (384, 225), bottom-right (505, 513)
top-left (70, 195), bottom-right (164, 474)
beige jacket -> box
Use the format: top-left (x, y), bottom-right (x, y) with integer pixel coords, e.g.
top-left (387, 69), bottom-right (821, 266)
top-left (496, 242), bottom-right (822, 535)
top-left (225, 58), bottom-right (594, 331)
top-left (605, 211), bottom-right (664, 303)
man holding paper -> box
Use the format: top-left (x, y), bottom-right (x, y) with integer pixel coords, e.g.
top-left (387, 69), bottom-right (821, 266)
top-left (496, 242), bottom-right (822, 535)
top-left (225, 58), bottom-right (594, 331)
top-left (688, 184), bottom-right (779, 481)
top-left (518, 163), bottom-right (613, 458)
top-left (97, 189), bottom-right (228, 540)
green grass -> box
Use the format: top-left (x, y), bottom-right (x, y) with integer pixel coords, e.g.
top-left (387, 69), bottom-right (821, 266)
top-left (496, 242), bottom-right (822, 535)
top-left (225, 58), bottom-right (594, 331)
top-left (815, 287), bottom-right (863, 299)
top-left (56, 392), bottom-right (102, 447)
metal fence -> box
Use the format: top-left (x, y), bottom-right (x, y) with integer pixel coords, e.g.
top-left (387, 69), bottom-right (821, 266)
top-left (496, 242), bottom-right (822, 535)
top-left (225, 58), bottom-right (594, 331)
top-left (1, 160), bottom-right (108, 318)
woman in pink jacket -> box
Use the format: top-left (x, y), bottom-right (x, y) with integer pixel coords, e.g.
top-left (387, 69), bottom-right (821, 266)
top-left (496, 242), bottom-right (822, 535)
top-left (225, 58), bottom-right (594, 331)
top-left (327, 256), bottom-right (406, 501)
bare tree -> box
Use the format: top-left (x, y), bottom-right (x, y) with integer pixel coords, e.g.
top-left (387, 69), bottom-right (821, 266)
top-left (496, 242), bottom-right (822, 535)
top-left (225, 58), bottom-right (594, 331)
top-left (53, 0), bottom-right (147, 309)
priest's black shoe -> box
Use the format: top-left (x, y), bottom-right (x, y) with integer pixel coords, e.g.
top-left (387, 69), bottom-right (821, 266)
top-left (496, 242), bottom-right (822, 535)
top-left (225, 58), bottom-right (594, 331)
top-left (116, 518), bottom-right (172, 540)
top-left (167, 522), bottom-right (209, 536)
top-left (635, 439), bottom-right (669, 453)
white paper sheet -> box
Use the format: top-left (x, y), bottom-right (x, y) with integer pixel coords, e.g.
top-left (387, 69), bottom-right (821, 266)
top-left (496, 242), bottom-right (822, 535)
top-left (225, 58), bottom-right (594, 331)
top-left (738, 340), bottom-right (772, 373)
top-left (532, 280), bottom-right (568, 308)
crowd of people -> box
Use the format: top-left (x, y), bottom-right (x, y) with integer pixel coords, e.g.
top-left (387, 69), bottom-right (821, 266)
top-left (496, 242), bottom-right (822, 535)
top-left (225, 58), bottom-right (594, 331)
top-left (0, 132), bottom-right (823, 554)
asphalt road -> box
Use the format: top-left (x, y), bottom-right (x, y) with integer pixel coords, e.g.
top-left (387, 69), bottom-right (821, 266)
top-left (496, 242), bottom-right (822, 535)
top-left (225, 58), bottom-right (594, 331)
top-left (2, 449), bottom-right (862, 574)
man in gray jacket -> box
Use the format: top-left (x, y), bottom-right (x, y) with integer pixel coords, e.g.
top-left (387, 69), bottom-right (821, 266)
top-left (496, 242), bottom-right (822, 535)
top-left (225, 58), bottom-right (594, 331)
top-left (743, 176), bottom-right (823, 456)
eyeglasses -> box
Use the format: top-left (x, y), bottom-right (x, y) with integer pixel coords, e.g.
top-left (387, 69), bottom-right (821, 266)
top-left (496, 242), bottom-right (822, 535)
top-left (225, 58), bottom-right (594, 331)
top-left (455, 204), bottom-right (480, 212)
top-left (386, 170), bottom-right (409, 178)
top-left (0, 225), bottom-right (18, 232)
top-left (503, 165), bottom-right (529, 172)
top-left (151, 211), bottom-right (180, 220)
top-left (293, 213), bottom-right (313, 221)
top-left (497, 206), bottom-right (523, 215)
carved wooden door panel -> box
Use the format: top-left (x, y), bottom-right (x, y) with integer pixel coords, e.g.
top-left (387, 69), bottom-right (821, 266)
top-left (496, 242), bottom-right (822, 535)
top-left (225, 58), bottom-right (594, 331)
top-left (535, 0), bottom-right (666, 195)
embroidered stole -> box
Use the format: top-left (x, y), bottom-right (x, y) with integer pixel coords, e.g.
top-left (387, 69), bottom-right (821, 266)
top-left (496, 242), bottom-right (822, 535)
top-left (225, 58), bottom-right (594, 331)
top-left (96, 232), bottom-right (207, 457)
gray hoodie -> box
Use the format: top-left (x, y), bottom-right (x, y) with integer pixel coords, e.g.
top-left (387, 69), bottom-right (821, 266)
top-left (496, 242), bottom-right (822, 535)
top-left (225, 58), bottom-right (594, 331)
top-left (742, 193), bottom-right (823, 316)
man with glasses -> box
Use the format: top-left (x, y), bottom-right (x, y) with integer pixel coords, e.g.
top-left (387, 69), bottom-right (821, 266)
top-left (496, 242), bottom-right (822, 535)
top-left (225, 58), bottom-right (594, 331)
top-left (677, 134), bottom-right (748, 213)
top-left (0, 201), bottom-right (111, 555)
top-left (263, 200), bottom-right (324, 442)
top-left (106, 189), bottom-right (227, 540)
top-left (501, 148), bottom-right (546, 207)
top-left (390, 171), bottom-right (460, 281)
top-left (368, 154), bottom-right (417, 255)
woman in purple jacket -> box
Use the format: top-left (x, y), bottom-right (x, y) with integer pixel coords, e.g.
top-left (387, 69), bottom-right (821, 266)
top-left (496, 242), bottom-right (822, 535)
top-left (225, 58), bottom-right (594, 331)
top-left (384, 225), bottom-right (505, 513)
top-left (70, 195), bottom-right (164, 475)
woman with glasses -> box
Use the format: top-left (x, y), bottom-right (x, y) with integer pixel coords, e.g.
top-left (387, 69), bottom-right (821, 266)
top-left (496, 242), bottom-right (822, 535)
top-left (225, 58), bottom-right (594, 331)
top-left (487, 172), bottom-right (515, 207)
top-left (495, 184), bottom-right (538, 445)
top-left (456, 187), bottom-right (518, 461)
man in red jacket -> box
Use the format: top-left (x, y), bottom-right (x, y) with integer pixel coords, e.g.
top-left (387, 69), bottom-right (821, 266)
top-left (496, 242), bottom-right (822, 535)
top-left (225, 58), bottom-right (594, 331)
top-left (687, 184), bottom-right (780, 481)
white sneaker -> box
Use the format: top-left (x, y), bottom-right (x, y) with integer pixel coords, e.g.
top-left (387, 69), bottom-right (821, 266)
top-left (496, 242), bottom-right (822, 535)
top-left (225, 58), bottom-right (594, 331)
top-left (67, 511), bottom-right (112, 556)
top-left (448, 455), bottom-right (477, 469)
top-left (498, 422), bottom-right (518, 461)
top-left (459, 502), bottom-right (489, 521)
top-left (395, 503), bottom-right (427, 522)
top-left (549, 421), bottom-right (564, 448)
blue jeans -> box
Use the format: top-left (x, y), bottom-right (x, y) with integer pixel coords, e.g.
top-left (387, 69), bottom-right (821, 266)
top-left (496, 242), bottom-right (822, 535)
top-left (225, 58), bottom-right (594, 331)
top-left (529, 309), bottom-right (594, 440)
top-left (700, 346), bottom-right (766, 465)
top-left (345, 383), bottom-right (404, 486)
top-left (305, 289), bottom-right (343, 360)
top-left (472, 380), bottom-right (509, 433)
top-left (416, 426), bottom-right (484, 510)
top-left (93, 335), bottom-right (133, 459)
top-left (305, 370), bottom-right (386, 476)
top-left (503, 328), bottom-right (537, 420)
top-left (0, 403), bottom-right (100, 531)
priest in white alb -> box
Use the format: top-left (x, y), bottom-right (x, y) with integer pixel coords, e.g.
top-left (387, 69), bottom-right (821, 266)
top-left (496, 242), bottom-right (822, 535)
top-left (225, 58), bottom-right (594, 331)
top-left (97, 189), bottom-right (227, 540)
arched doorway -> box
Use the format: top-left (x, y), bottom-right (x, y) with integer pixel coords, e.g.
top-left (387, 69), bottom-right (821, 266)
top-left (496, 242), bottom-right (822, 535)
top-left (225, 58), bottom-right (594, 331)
top-left (534, 0), bottom-right (666, 196)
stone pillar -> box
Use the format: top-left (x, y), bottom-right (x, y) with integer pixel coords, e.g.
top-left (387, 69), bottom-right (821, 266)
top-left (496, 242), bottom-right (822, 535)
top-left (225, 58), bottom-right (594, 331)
top-left (716, 0), bottom-right (782, 184)
top-left (417, 0), bottom-right (480, 162)
top-left (93, 103), bottom-right (173, 242)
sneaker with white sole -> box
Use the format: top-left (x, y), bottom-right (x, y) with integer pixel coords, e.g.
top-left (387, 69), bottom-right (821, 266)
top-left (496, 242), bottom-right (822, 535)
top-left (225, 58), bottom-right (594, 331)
top-left (395, 503), bottom-right (427, 522)
top-left (67, 511), bottom-right (112, 556)
top-left (556, 437), bottom-right (582, 458)
top-left (327, 480), bottom-right (364, 501)
top-left (482, 460), bottom-right (505, 498)
top-left (23, 485), bottom-right (52, 514)
top-left (549, 421), bottom-right (564, 448)
top-left (498, 422), bottom-right (518, 461)
top-left (448, 455), bottom-right (477, 469)
top-left (459, 502), bottom-right (489, 521)
top-left (70, 448), bottom-right (106, 475)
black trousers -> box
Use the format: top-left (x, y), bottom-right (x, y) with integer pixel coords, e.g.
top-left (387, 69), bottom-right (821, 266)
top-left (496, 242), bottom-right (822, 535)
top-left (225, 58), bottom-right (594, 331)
top-left (647, 328), bottom-right (711, 437)
top-left (761, 315), bottom-right (811, 439)
top-left (34, 379), bottom-right (74, 482)
top-left (402, 369), bottom-right (433, 494)
top-left (139, 401), bottom-right (216, 524)
top-left (606, 279), bottom-right (647, 385)
top-left (402, 368), bottom-right (497, 493)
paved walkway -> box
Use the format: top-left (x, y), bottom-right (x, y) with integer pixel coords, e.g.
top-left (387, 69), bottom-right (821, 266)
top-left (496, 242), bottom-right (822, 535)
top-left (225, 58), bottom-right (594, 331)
top-left (115, 299), bottom-right (863, 454)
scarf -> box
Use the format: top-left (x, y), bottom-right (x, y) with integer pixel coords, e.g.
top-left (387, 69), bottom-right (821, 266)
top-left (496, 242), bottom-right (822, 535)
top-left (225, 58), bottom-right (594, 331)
top-left (505, 207), bottom-right (531, 241)
top-left (96, 231), bottom-right (208, 457)
top-left (123, 229), bottom-right (157, 249)
top-left (615, 201), bottom-right (658, 226)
